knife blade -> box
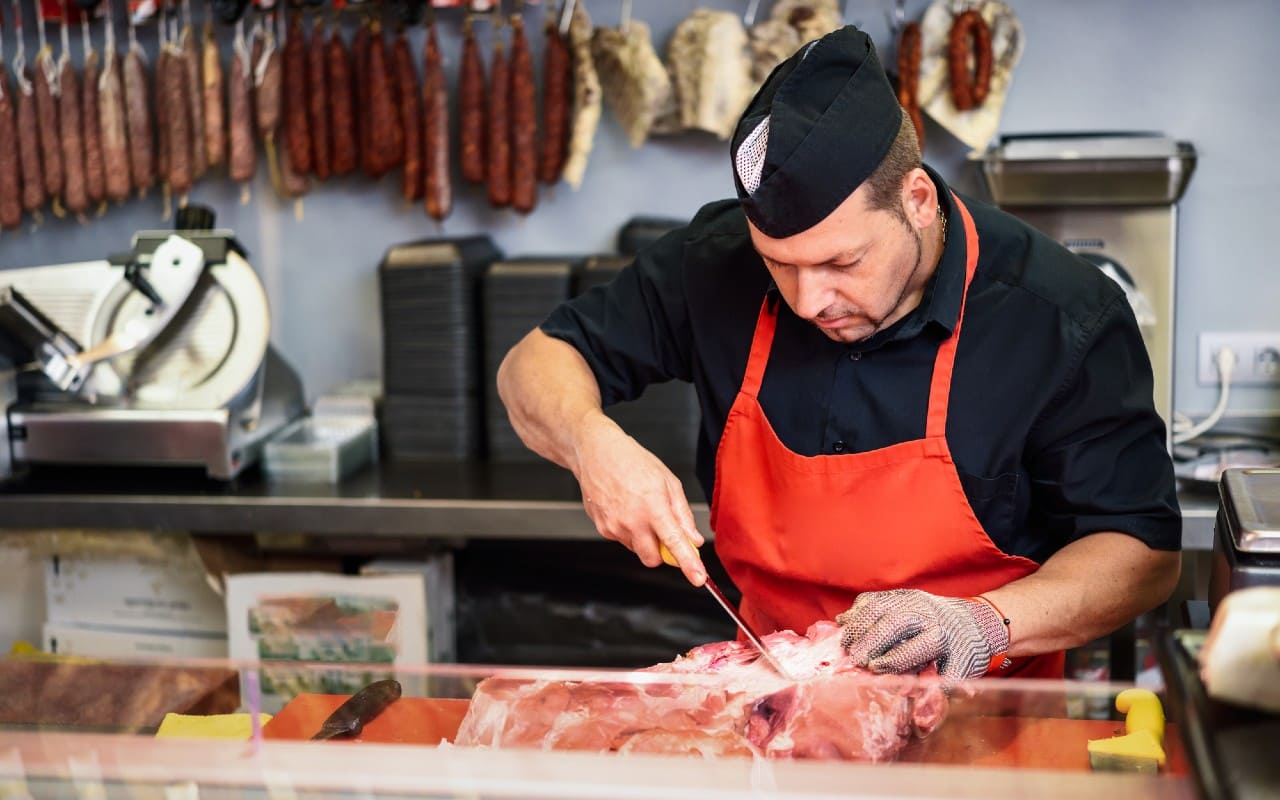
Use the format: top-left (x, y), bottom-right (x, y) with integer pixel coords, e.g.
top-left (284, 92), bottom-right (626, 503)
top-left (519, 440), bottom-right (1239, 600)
top-left (660, 544), bottom-right (795, 681)
top-left (310, 678), bottom-right (403, 741)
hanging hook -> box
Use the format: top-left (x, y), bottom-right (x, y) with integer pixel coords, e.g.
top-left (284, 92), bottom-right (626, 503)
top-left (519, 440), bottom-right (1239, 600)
top-left (743, 0), bottom-right (761, 27)
top-left (558, 0), bottom-right (576, 36)
top-left (843, 0), bottom-right (863, 27)
top-left (886, 0), bottom-right (907, 36)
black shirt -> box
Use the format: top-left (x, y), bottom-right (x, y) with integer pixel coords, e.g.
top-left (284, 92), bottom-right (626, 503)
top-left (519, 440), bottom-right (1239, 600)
top-left (541, 169), bottom-right (1182, 564)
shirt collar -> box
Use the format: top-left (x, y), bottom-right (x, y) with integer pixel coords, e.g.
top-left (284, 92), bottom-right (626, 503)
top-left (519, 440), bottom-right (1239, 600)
top-left (851, 165), bottom-right (966, 352)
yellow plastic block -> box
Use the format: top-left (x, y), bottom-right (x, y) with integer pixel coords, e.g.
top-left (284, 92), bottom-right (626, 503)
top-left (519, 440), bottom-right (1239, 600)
top-left (155, 712), bottom-right (274, 740)
top-left (1087, 688), bottom-right (1166, 773)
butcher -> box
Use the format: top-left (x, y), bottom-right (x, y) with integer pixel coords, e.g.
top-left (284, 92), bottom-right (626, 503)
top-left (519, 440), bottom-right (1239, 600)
top-left (497, 26), bottom-right (1181, 681)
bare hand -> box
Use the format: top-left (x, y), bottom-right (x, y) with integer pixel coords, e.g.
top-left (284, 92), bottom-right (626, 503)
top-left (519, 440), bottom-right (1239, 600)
top-left (573, 415), bottom-right (707, 586)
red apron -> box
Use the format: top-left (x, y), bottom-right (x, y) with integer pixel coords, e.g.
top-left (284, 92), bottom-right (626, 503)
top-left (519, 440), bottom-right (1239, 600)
top-left (710, 194), bottom-right (1064, 679)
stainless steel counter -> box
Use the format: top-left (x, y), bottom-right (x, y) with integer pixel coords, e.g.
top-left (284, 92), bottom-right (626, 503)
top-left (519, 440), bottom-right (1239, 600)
top-left (0, 461), bottom-right (708, 540)
top-left (0, 461), bottom-right (1220, 550)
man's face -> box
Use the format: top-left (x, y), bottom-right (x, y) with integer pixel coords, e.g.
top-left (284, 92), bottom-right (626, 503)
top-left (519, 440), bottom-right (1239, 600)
top-left (748, 181), bottom-right (928, 344)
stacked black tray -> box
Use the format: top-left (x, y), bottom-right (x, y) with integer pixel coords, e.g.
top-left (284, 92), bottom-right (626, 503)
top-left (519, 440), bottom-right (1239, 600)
top-left (379, 236), bottom-right (502, 460)
top-left (482, 258), bottom-right (578, 462)
top-left (616, 215), bottom-right (686, 255)
top-left (579, 257), bottom-right (701, 469)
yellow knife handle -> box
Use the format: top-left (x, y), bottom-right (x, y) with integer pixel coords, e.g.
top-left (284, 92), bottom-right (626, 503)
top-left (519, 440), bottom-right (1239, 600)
top-left (1115, 688), bottom-right (1165, 745)
top-left (659, 543), bottom-right (681, 568)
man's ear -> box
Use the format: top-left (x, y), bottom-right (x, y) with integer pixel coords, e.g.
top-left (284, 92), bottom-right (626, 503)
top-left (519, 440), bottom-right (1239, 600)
top-left (901, 168), bottom-right (939, 231)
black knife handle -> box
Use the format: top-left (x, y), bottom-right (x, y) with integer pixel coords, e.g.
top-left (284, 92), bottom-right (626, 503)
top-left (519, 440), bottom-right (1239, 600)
top-left (312, 679), bottom-right (403, 741)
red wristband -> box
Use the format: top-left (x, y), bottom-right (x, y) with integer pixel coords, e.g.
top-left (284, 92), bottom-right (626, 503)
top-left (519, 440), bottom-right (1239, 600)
top-left (970, 595), bottom-right (1012, 674)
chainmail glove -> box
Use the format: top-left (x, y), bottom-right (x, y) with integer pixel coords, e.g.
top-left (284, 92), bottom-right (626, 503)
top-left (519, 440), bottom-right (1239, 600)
top-left (837, 589), bottom-right (1010, 683)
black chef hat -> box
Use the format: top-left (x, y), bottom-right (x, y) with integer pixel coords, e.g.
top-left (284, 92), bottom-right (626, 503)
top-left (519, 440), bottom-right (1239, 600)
top-left (731, 26), bottom-right (902, 239)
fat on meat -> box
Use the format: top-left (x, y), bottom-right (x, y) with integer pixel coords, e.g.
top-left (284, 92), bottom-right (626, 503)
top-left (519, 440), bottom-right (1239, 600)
top-left (662, 9), bottom-right (753, 141)
top-left (748, 1), bottom-right (843, 88)
top-left (590, 20), bottom-right (673, 148)
top-left (455, 621), bottom-right (947, 762)
top-left (560, 1), bottom-right (600, 190)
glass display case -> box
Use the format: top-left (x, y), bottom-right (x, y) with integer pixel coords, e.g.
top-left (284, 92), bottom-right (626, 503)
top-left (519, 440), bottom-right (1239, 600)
top-left (0, 654), bottom-right (1194, 799)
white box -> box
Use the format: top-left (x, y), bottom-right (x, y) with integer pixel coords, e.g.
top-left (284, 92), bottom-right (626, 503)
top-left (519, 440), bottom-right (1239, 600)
top-left (0, 545), bottom-right (46, 652)
top-left (43, 623), bottom-right (228, 660)
top-left (360, 554), bottom-right (456, 663)
top-left (225, 573), bottom-right (427, 712)
top-left (45, 553), bottom-right (228, 635)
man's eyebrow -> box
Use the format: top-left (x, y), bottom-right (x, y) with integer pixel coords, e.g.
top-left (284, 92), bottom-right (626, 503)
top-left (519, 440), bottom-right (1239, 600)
top-left (817, 248), bottom-right (866, 266)
top-left (760, 246), bottom-right (867, 268)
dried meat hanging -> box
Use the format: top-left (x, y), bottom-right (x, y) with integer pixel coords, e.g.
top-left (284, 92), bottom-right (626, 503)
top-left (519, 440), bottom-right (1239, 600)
top-left (536, 0), bottom-right (570, 185)
top-left (79, 7), bottom-right (106, 213)
top-left (947, 1), bottom-right (991, 111)
top-left (508, 0), bottom-right (536, 214)
top-left (422, 4), bottom-right (451, 221)
top-left (124, 0), bottom-right (155, 197)
top-left (457, 6), bottom-right (486, 184)
top-left (0, 4), bottom-right (22, 231)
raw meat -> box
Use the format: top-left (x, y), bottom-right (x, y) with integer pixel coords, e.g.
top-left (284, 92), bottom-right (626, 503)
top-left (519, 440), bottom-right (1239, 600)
top-left (560, 1), bottom-right (600, 190)
top-left (455, 621), bottom-right (947, 762)
top-left (769, 0), bottom-right (842, 46)
top-left (590, 20), bottom-right (673, 148)
top-left (748, 0), bottom-right (843, 87)
top-left (660, 9), bottom-right (754, 141)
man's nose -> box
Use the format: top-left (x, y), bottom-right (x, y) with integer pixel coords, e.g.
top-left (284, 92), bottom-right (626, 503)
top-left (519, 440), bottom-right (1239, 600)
top-left (793, 268), bottom-right (833, 319)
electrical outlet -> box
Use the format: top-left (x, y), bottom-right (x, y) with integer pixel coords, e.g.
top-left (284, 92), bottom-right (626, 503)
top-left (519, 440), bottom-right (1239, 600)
top-left (1198, 332), bottom-right (1280, 386)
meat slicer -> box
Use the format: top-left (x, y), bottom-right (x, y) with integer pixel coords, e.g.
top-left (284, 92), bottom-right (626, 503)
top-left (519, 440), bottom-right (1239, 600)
top-left (0, 207), bottom-right (305, 480)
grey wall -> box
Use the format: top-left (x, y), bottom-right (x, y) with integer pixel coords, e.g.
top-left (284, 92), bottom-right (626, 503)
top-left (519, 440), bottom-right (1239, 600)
top-left (2, 0), bottom-right (1277, 420)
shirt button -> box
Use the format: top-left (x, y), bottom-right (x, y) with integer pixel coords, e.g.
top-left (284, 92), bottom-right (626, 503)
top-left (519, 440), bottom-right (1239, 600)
top-left (832, 441), bottom-right (847, 453)
top-left (848, 352), bottom-right (861, 361)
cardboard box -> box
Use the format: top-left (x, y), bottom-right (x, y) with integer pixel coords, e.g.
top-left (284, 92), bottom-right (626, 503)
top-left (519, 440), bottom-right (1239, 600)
top-left (360, 554), bottom-right (456, 663)
top-left (225, 573), bottom-right (427, 712)
top-left (45, 553), bottom-right (228, 635)
top-left (43, 623), bottom-right (228, 660)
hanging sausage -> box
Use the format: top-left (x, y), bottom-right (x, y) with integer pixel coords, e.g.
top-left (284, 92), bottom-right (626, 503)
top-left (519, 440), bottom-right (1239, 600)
top-left (485, 18), bottom-right (510, 208)
top-left (56, 10), bottom-right (88, 219)
top-left (123, 9), bottom-right (155, 196)
top-left (226, 17), bottom-right (255, 200)
top-left (80, 13), bottom-right (105, 211)
top-left (11, 0), bottom-right (46, 218)
top-left (283, 8), bottom-right (311, 176)
top-left (896, 20), bottom-right (924, 149)
top-left (421, 17), bottom-right (449, 221)
top-left (458, 13), bottom-right (485, 185)
top-left (0, 59), bottom-right (21, 230)
top-left (34, 16), bottom-right (64, 209)
top-left (392, 28), bottom-right (421, 201)
top-left (327, 23), bottom-right (357, 175)
top-left (307, 16), bottom-right (330, 180)
top-left (203, 20), bottom-right (225, 171)
top-left (948, 8), bottom-right (991, 111)
top-left (365, 18), bottom-right (402, 177)
top-left (180, 0), bottom-right (207, 181)
top-left (536, 8), bottom-right (570, 185)
top-left (508, 11), bottom-right (536, 214)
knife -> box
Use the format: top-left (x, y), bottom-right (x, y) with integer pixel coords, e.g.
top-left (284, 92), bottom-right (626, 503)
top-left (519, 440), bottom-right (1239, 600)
top-left (310, 679), bottom-right (403, 741)
top-left (660, 545), bottom-right (795, 681)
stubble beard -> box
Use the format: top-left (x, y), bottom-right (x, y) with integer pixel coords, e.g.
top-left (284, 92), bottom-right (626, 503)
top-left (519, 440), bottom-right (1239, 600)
top-left (814, 218), bottom-right (925, 344)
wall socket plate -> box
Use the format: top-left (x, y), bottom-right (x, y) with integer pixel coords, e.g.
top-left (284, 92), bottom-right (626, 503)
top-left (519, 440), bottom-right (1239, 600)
top-left (1198, 332), bottom-right (1280, 386)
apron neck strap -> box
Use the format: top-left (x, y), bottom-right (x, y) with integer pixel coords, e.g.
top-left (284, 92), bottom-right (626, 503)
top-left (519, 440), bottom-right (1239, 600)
top-left (741, 296), bottom-right (779, 399)
top-left (741, 192), bottom-right (980, 420)
top-left (925, 192), bottom-right (981, 440)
